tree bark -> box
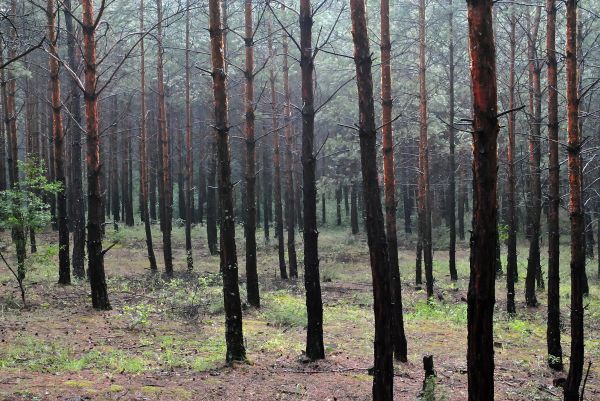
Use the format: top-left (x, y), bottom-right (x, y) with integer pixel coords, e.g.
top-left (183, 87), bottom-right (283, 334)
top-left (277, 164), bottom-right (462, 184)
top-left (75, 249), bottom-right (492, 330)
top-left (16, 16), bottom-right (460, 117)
top-left (350, 1), bottom-right (394, 397)
top-left (209, 0), bottom-right (246, 363)
top-left (300, 0), bottom-right (324, 360)
top-left (64, 0), bottom-right (86, 279)
top-left (110, 96), bottom-right (120, 224)
top-left (545, 0), bottom-right (562, 371)
top-left (506, 5), bottom-right (517, 315)
top-left (82, 0), bottom-right (110, 310)
top-left (184, 0), bottom-right (194, 270)
top-left (155, 0), bottom-right (173, 276)
top-left (466, 0), bottom-right (499, 398)
top-left (244, 0), bottom-right (260, 307)
top-left (564, 0), bottom-right (585, 397)
top-left (47, 0), bottom-right (71, 285)
top-left (380, 0), bottom-right (407, 362)
top-left (447, 0), bottom-right (457, 282)
top-left (418, 0), bottom-right (434, 299)
top-left (525, 8), bottom-right (543, 307)
top-left (282, 31), bottom-right (297, 278)
top-left (139, 0), bottom-right (158, 272)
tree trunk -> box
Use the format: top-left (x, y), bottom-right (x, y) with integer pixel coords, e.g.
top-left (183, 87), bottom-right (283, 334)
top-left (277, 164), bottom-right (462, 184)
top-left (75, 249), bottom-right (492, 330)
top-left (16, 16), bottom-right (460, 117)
top-left (350, 1), bottom-right (394, 398)
top-left (82, 0), bottom-right (110, 310)
top-left (545, 0), bottom-right (562, 371)
top-left (47, 0), bottom-right (71, 285)
top-left (418, 0), bottom-right (434, 300)
top-left (209, 0), bottom-right (246, 363)
top-left (458, 154), bottom-right (466, 240)
top-left (122, 112), bottom-right (134, 226)
top-left (506, 5), bottom-right (517, 315)
top-left (525, 8), bottom-right (543, 307)
top-left (564, 0), bottom-right (585, 397)
top-left (244, 0), bottom-right (259, 307)
top-left (110, 96), bottom-right (120, 224)
top-left (447, 0), bottom-right (457, 282)
top-left (139, 0), bottom-right (158, 272)
top-left (321, 192), bottom-right (326, 225)
top-left (156, 0), bottom-right (173, 276)
top-left (336, 184), bottom-right (342, 226)
top-left (300, 0), bottom-right (324, 360)
top-left (380, 0), bottom-right (407, 362)
top-left (351, 181), bottom-right (359, 234)
top-left (64, 0), bottom-right (86, 279)
top-left (282, 31), bottom-right (298, 278)
top-left (263, 145), bottom-right (271, 243)
top-left (184, 0), bottom-right (194, 270)
top-left (466, 0), bottom-right (499, 398)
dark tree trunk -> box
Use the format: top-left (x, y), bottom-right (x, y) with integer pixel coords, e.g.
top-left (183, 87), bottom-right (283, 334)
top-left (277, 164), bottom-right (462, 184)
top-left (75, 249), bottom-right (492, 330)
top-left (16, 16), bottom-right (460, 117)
top-left (545, 0), bottom-right (562, 371)
top-left (336, 185), bottom-right (342, 226)
top-left (351, 181), bottom-right (359, 234)
top-left (506, 5), bottom-right (517, 314)
top-left (282, 30), bottom-right (297, 278)
top-left (564, 0), bottom-right (585, 397)
top-left (418, 0), bottom-right (434, 300)
top-left (209, 0), bottom-right (246, 363)
top-left (300, 0), bottom-right (324, 360)
top-left (64, 0), bottom-right (85, 279)
top-left (263, 145), bottom-right (271, 243)
top-left (458, 155), bottom-right (466, 240)
top-left (139, 0), bottom-right (157, 272)
top-left (380, 0), bottom-right (407, 363)
top-left (122, 112), bottom-right (134, 227)
top-left (447, 0), bottom-right (457, 282)
top-left (83, 0), bottom-right (110, 310)
top-left (197, 142), bottom-right (205, 224)
top-left (184, 0), bottom-right (194, 270)
top-left (525, 8), bottom-right (543, 306)
top-left (466, 0), bottom-right (499, 398)
top-left (47, 0), bottom-right (71, 285)
top-left (156, 0), bottom-right (173, 276)
top-left (402, 181), bottom-right (412, 234)
top-left (349, 2), bottom-right (394, 397)
top-left (110, 96), bottom-right (120, 224)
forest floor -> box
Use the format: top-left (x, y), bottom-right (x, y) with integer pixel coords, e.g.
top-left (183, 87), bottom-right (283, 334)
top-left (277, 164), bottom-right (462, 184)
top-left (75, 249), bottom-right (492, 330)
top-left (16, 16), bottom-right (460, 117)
top-left (0, 224), bottom-right (599, 401)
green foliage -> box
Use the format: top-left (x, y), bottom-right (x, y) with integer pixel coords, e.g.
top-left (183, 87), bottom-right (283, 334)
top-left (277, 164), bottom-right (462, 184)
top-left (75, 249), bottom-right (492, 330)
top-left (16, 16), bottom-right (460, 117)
top-left (0, 160), bottom-right (61, 234)
top-left (121, 303), bottom-right (156, 329)
top-left (262, 291), bottom-right (307, 327)
top-left (421, 377), bottom-right (447, 401)
top-left (406, 299), bottom-right (468, 326)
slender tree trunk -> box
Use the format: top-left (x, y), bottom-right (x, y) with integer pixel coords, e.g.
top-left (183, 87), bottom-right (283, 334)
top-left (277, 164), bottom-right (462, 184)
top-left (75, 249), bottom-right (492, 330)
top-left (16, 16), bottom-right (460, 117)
top-left (64, 0), bottom-right (86, 279)
top-left (82, 0), bottom-right (110, 310)
top-left (525, 9), bottom-right (543, 306)
top-left (268, 20), bottom-right (286, 279)
top-left (110, 96), bottom-right (120, 224)
top-left (244, 0), bottom-right (260, 307)
top-left (209, 0), bottom-right (246, 362)
top-left (466, 0), bottom-right (499, 398)
top-left (282, 31), bottom-right (298, 278)
top-left (184, 0), bottom-right (194, 270)
top-left (139, 0), bottom-right (157, 272)
top-left (121, 112), bottom-right (134, 226)
top-left (156, 0), bottom-right (173, 276)
top-left (351, 180), bottom-right (359, 234)
top-left (458, 155), bottom-right (466, 240)
top-left (263, 145), bottom-right (271, 242)
top-left (447, 0), bottom-right (457, 282)
top-left (197, 141), bottom-right (205, 224)
top-left (300, 0), bottom-right (324, 360)
top-left (564, 0), bottom-right (585, 397)
top-left (545, 0), bottom-right (562, 371)
top-left (418, 0), bottom-right (434, 299)
top-left (350, 2), bottom-right (394, 398)
top-left (506, 5), bottom-right (517, 315)
top-left (380, 0), bottom-right (407, 362)
top-left (47, 0), bottom-right (71, 285)
top-left (336, 185), bottom-right (342, 226)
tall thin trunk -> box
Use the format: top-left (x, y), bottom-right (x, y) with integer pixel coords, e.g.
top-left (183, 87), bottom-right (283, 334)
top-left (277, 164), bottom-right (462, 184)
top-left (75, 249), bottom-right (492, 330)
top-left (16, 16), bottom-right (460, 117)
top-left (564, 0), bottom-right (585, 397)
top-left (47, 0), bottom-right (71, 285)
top-left (64, 0), bottom-right (86, 279)
top-left (447, 0), bottom-right (457, 282)
top-left (244, 0), bottom-right (260, 307)
top-left (125, 119), bottom-right (134, 226)
top-left (156, 0), bottom-right (173, 276)
top-left (110, 96), bottom-right (120, 224)
top-left (336, 185), bottom-right (342, 226)
top-left (418, 0), bottom-right (433, 299)
top-left (209, 0), bottom-right (246, 363)
top-left (82, 0), bottom-right (110, 310)
top-left (380, 0), bottom-right (407, 362)
top-left (184, 0), bottom-right (194, 270)
top-left (525, 8), bottom-right (543, 307)
top-left (282, 32), bottom-right (298, 278)
top-left (139, 0), bottom-right (157, 272)
top-left (458, 154), bottom-right (466, 240)
top-left (350, 1), bottom-right (394, 398)
top-left (506, 5), bottom-right (517, 314)
top-left (466, 0), bottom-right (499, 398)
top-left (268, 19), bottom-right (286, 279)
top-left (545, 0), bottom-right (562, 371)
top-left (263, 145), bottom-right (271, 242)
top-left (300, 0), bottom-right (324, 360)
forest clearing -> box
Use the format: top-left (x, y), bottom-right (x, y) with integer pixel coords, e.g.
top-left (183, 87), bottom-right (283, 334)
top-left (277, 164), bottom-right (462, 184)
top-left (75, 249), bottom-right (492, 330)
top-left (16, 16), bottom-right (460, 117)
top-left (1, 0), bottom-right (600, 399)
